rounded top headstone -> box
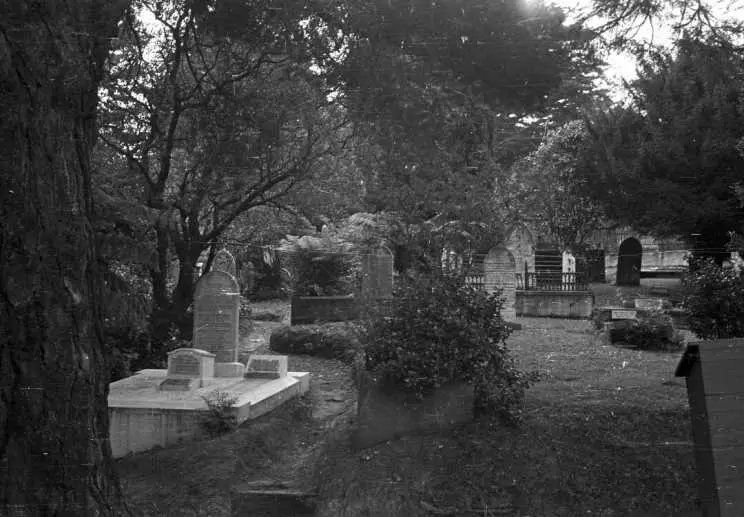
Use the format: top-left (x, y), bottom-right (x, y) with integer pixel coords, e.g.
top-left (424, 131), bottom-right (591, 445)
top-left (195, 270), bottom-right (240, 298)
top-left (485, 245), bottom-right (516, 268)
top-left (212, 248), bottom-right (237, 278)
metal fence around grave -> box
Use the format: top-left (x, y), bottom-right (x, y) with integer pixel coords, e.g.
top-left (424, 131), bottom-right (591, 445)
top-left (521, 272), bottom-right (588, 291)
top-left (464, 273), bottom-right (588, 291)
top-left (464, 274), bottom-right (486, 291)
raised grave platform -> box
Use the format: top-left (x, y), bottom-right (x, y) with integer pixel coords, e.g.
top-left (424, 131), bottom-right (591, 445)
top-left (109, 366), bottom-right (310, 458)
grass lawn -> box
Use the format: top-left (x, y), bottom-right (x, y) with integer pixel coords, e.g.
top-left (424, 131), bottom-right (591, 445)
top-left (117, 301), bottom-right (700, 517)
top-left (313, 318), bottom-right (698, 517)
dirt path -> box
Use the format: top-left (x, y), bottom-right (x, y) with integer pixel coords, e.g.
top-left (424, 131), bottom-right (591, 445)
top-left (118, 303), bottom-right (357, 517)
top-left (235, 317), bottom-right (356, 491)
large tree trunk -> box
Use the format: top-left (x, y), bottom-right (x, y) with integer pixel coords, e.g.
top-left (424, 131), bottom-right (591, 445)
top-left (148, 224), bottom-right (173, 345)
top-left (170, 241), bottom-right (203, 340)
top-left (0, 1), bottom-right (130, 515)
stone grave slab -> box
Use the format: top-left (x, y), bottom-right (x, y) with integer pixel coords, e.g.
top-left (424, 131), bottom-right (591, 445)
top-left (194, 270), bottom-right (241, 369)
top-left (245, 355), bottom-right (288, 380)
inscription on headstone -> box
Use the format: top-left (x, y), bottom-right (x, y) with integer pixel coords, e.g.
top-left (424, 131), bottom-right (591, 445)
top-left (245, 355), bottom-right (288, 379)
top-left (484, 246), bottom-right (517, 321)
top-left (160, 348), bottom-right (215, 391)
top-left (194, 271), bottom-right (240, 363)
top-left (171, 354), bottom-right (200, 376)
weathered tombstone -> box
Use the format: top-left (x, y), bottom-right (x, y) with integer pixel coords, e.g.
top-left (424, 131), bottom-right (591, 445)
top-left (360, 248), bottom-right (394, 300)
top-left (193, 270), bottom-right (243, 376)
top-left (245, 355), bottom-right (288, 379)
top-left (484, 246), bottom-right (517, 321)
top-left (159, 348), bottom-right (215, 391)
top-left (675, 339), bottom-right (744, 517)
top-left (212, 248), bottom-right (238, 278)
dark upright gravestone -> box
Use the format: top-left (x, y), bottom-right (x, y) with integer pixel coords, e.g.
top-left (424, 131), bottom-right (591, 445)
top-left (360, 249), bottom-right (394, 300)
top-left (484, 246), bottom-right (517, 321)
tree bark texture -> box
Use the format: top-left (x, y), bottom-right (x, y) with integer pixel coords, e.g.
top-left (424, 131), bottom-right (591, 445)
top-left (0, 1), bottom-right (130, 515)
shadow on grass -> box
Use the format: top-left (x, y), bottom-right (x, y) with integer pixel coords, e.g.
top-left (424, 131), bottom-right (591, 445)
top-left (313, 320), bottom-right (698, 517)
top-left (313, 401), bottom-right (697, 517)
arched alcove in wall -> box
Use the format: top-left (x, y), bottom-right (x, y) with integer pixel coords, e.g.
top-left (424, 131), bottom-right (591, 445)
top-left (617, 237), bottom-right (642, 286)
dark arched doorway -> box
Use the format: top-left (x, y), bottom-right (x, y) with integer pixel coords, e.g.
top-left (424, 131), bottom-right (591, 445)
top-left (617, 237), bottom-right (642, 286)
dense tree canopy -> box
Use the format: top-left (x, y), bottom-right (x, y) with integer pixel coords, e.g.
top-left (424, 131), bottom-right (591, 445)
top-left (9, 0), bottom-right (744, 513)
top-left (495, 120), bottom-right (607, 254)
top-left (325, 0), bottom-right (604, 224)
top-left (583, 37), bottom-right (744, 259)
top-left (97, 0), bottom-right (345, 339)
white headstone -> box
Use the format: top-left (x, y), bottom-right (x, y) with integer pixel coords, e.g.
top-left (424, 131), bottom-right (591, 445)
top-left (193, 271), bottom-right (241, 371)
top-left (159, 348), bottom-right (215, 391)
top-left (562, 251), bottom-right (576, 274)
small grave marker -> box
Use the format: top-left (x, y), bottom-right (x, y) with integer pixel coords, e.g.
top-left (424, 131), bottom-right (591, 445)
top-left (245, 355), bottom-right (288, 379)
top-left (611, 309), bottom-right (637, 320)
top-left (159, 348), bottom-right (215, 391)
top-left (634, 298), bottom-right (664, 310)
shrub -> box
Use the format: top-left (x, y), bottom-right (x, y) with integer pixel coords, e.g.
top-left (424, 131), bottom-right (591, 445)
top-left (682, 258), bottom-right (744, 339)
top-left (269, 323), bottom-right (361, 364)
top-left (104, 323), bottom-right (151, 381)
top-left (624, 310), bottom-right (684, 352)
top-left (360, 272), bottom-right (535, 425)
top-left (200, 391), bottom-right (238, 437)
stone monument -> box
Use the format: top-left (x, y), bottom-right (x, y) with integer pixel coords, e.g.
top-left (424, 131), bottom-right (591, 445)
top-left (484, 245), bottom-right (517, 321)
top-left (360, 248), bottom-right (394, 300)
top-left (193, 270), bottom-right (243, 377)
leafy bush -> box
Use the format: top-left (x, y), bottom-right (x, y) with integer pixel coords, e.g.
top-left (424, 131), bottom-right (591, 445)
top-left (682, 258), bottom-right (744, 339)
top-left (200, 391), bottom-right (238, 437)
top-left (269, 323), bottom-right (361, 364)
top-left (104, 323), bottom-right (151, 381)
top-left (624, 310), bottom-right (684, 352)
top-left (360, 272), bottom-right (535, 424)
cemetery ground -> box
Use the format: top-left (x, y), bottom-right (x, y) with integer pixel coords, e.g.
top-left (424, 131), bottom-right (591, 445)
top-left (117, 291), bottom-right (700, 517)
